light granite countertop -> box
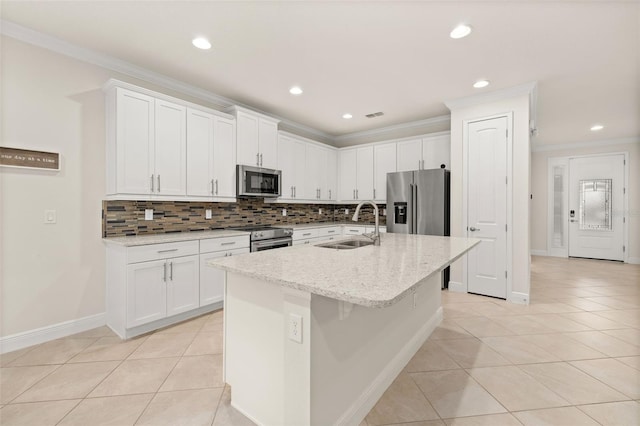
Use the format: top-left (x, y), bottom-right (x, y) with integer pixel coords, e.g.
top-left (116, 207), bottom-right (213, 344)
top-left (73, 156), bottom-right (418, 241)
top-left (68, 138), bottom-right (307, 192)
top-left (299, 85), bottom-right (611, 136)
top-left (103, 229), bottom-right (250, 247)
top-left (209, 233), bottom-right (479, 308)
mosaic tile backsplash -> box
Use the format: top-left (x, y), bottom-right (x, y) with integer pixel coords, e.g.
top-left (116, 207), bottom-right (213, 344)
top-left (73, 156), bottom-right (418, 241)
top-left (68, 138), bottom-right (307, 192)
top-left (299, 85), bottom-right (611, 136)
top-left (103, 199), bottom-right (386, 237)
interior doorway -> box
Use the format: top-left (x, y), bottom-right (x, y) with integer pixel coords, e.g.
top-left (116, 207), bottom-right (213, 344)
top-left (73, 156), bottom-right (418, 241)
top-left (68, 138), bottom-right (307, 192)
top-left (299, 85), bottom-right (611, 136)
top-left (547, 153), bottom-right (627, 262)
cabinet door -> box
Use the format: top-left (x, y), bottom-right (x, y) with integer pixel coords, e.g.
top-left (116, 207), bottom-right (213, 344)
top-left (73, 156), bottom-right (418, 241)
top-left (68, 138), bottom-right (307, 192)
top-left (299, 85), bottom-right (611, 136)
top-left (422, 134), bottom-right (450, 170)
top-left (166, 255), bottom-right (199, 317)
top-left (374, 143), bottom-right (397, 202)
top-left (126, 260), bottom-right (167, 328)
top-left (116, 88), bottom-right (154, 195)
top-left (396, 138), bottom-right (422, 172)
top-left (186, 109), bottom-right (214, 197)
top-left (236, 111), bottom-right (260, 166)
top-left (258, 119), bottom-right (279, 169)
top-left (356, 146), bottom-right (374, 200)
top-left (155, 99), bottom-right (187, 196)
top-left (278, 135), bottom-right (296, 199)
top-left (200, 248), bottom-right (249, 307)
top-left (325, 149), bottom-right (337, 201)
top-left (306, 144), bottom-right (322, 200)
top-left (339, 149), bottom-right (357, 201)
top-left (213, 116), bottom-right (236, 197)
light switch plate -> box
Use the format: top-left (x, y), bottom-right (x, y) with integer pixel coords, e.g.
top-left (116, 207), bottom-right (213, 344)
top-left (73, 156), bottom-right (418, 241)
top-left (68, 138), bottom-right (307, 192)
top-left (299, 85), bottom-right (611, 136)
top-left (44, 210), bottom-right (56, 224)
top-left (318, 208), bottom-right (323, 215)
top-left (282, 208), bottom-right (287, 216)
top-left (205, 209), bottom-right (212, 219)
top-left (345, 209), bottom-right (349, 215)
top-left (144, 209), bottom-right (153, 221)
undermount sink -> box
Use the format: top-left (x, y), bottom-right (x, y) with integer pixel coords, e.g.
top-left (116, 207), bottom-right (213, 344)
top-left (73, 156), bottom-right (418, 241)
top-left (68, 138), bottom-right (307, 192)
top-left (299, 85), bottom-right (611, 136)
top-left (317, 239), bottom-right (374, 250)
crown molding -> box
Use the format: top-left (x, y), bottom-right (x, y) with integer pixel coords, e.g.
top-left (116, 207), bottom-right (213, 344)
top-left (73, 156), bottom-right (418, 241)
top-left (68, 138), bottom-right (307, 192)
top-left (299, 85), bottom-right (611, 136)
top-left (0, 19), bottom-right (335, 143)
top-left (444, 82), bottom-right (538, 112)
top-left (334, 115), bottom-right (451, 144)
top-left (531, 137), bottom-right (639, 152)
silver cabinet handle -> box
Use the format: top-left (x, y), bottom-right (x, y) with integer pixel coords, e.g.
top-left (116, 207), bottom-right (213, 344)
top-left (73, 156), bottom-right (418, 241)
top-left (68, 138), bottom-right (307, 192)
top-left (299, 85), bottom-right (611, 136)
top-left (256, 153), bottom-right (260, 166)
top-left (304, 240), bottom-right (310, 244)
top-left (303, 233), bottom-right (312, 236)
top-left (229, 252), bottom-right (233, 256)
top-left (221, 241), bottom-right (236, 246)
top-left (291, 186), bottom-right (294, 198)
top-left (353, 189), bottom-right (356, 200)
top-left (469, 227), bottom-right (480, 231)
top-left (356, 189), bottom-right (359, 199)
top-left (157, 175), bottom-right (161, 192)
top-left (215, 179), bottom-right (219, 195)
top-left (570, 219), bottom-right (578, 223)
top-left (163, 262), bottom-right (167, 282)
top-left (260, 153), bottom-right (263, 166)
top-left (373, 188), bottom-right (376, 199)
top-left (329, 189), bottom-right (331, 199)
top-left (169, 261), bottom-right (173, 280)
top-left (151, 175), bottom-right (155, 192)
top-left (328, 230), bottom-right (335, 233)
top-left (211, 179), bottom-right (214, 195)
top-left (294, 186), bottom-right (296, 197)
top-left (157, 248), bottom-right (178, 253)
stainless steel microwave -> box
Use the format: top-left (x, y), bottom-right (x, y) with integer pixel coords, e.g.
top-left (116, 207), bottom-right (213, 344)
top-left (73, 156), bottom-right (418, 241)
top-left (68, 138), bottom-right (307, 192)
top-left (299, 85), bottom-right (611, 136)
top-left (236, 165), bottom-right (282, 197)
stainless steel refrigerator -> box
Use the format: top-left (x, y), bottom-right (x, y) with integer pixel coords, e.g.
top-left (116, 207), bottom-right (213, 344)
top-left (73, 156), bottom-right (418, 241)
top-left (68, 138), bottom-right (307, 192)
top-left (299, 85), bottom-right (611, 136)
top-left (387, 168), bottom-right (450, 288)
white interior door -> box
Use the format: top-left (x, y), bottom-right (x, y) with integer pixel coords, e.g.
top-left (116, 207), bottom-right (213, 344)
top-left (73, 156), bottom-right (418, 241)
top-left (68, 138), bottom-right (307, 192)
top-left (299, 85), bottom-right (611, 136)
top-left (568, 155), bottom-right (625, 261)
top-left (466, 117), bottom-right (508, 299)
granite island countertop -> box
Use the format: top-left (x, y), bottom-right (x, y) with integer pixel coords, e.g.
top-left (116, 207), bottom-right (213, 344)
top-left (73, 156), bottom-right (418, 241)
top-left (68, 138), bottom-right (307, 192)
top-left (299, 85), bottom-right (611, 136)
top-left (209, 233), bottom-right (479, 308)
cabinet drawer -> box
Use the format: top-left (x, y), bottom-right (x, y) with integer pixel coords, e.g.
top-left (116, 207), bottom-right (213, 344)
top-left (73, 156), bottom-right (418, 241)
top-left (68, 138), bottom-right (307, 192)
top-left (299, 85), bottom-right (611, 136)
top-left (293, 229), bottom-right (319, 241)
top-left (343, 226), bottom-right (365, 235)
top-left (365, 226), bottom-right (387, 233)
top-left (200, 235), bottom-right (250, 254)
top-left (317, 226), bottom-right (341, 237)
top-left (127, 241), bottom-right (199, 264)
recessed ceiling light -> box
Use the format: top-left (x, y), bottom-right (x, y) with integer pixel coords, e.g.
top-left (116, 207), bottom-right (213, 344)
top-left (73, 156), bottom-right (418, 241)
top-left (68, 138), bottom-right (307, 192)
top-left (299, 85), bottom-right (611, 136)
top-left (450, 24), bottom-right (472, 39)
top-left (289, 86), bottom-right (303, 95)
top-left (590, 124), bottom-right (604, 131)
top-left (473, 80), bottom-right (490, 88)
top-left (192, 37), bottom-right (211, 50)
top-left (342, 113), bottom-right (353, 119)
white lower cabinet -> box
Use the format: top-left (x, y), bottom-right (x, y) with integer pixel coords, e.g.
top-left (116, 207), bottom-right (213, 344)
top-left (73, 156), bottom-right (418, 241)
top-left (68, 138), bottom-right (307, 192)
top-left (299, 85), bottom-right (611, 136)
top-left (199, 235), bottom-right (250, 307)
top-left (106, 235), bottom-right (249, 338)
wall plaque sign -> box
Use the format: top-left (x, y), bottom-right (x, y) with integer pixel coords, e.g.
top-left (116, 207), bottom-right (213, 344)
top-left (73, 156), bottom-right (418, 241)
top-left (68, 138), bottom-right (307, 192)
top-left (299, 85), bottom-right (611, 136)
top-left (0, 147), bottom-right (60, 170)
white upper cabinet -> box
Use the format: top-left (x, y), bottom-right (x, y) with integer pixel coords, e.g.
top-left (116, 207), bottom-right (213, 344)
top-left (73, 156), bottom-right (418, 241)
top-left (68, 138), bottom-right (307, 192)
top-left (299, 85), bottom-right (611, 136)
top-left (112, 88), bottom-right (155, 195)
top-left (339, 146), bottom-right (374, 201)
top-left (186, 109), bottom-right (236, 199)
top-left (305, 143), bottom-right (323, 200)
top-left (105, 80), bottom-right (234, 200)
top-left (325, 149), bottom-right (337, 201)
top-left (396, 138), bottom-right (423, 172)
top-left (232, 107), bottom-right (279, 169)
top-left (110, 87), bottom-right (186, 196)
top-left (154, 100), bottom-right (187, 196)
top-left (422, 134), bottom-right (450, 170)
top-left (374, 143), bottom-right (397, 202)
top-left (396, 133), bottom-right (450, 172)
top-left (278, 134), bottom-right (306, 200)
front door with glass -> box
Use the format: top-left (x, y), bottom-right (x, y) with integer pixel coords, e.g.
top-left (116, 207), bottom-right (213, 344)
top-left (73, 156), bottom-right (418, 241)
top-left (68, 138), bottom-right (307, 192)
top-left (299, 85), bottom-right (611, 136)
top-left (568, 154), bottom-right (625, 261)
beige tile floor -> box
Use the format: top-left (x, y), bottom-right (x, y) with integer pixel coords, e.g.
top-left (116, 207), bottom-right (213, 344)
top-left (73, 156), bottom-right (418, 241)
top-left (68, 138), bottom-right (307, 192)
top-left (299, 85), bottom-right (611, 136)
top-left (1, 256), bottom-right (638, 425)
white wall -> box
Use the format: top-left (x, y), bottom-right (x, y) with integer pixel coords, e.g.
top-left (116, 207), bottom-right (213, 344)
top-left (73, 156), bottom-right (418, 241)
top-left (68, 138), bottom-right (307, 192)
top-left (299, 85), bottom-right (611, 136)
top-left (0, 36), bottom-right (230, 339)
top-left (531, 140), bottom-right (640, 263)
top-left (448, 92), bottom-right (532, 302)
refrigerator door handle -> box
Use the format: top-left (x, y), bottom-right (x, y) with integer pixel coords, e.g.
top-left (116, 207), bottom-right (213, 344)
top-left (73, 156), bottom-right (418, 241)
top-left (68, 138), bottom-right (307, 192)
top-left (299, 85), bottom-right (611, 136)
top-left (412, 183), bottom-right (418, 234)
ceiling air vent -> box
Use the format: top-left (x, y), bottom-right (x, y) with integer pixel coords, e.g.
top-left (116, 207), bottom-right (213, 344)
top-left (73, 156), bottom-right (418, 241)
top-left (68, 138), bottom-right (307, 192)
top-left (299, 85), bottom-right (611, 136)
top-left (365, 112), bottom-right (384, 118)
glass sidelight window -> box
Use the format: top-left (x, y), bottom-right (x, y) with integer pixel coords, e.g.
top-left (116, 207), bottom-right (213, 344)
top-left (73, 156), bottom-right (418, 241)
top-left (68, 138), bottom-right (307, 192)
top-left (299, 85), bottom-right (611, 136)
top-left (579, 179), bottom-right (612, 230)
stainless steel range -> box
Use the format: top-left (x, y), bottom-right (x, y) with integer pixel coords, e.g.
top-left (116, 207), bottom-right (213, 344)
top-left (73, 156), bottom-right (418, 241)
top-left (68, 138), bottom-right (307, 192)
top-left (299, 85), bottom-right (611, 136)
top-left (230, 225), bottom-right (293, 252)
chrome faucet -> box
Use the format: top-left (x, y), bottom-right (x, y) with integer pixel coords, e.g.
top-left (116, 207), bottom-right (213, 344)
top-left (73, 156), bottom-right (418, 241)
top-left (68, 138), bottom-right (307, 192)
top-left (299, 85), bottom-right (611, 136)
top-left (352, 200), bottom-right (380, 246)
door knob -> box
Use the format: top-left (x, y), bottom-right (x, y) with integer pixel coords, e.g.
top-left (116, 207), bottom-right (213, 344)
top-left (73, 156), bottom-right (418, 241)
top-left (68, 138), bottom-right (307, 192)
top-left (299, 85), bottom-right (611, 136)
top-left (469, 227), bottom-right (480, 231)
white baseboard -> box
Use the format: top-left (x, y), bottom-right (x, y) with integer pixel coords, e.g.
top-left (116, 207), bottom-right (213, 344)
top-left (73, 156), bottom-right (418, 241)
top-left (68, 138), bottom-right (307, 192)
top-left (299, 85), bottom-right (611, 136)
top-left (628, 257), bottom-right (640, 265)
top-left (0, 313), bottom-right (106, 354)
top-left (447, 281), bottom-right (466, 293)
top-left (509, 292), bottom-right (530, 305)
top-left (530, 249), bottom-right (548, 256)
top-left (336, 307), bottom-right (443, 426)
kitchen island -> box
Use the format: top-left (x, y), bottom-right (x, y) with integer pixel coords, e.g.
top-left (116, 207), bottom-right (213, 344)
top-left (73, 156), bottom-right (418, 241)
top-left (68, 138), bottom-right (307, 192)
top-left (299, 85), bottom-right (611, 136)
top-left (210, 233), bottom-right (479, 426)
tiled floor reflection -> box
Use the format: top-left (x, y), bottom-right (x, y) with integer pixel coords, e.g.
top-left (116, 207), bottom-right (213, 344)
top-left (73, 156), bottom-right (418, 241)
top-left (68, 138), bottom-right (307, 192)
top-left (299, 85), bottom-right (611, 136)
top-left (1, 256), bottom-right (638, 425)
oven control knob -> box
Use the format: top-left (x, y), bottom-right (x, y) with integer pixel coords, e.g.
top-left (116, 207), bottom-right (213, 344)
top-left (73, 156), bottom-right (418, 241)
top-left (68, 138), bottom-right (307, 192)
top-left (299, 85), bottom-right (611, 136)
top-left (284, 229), bottom-right (292, 235)
top-left (257, 232), bottom-right (264, 237)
